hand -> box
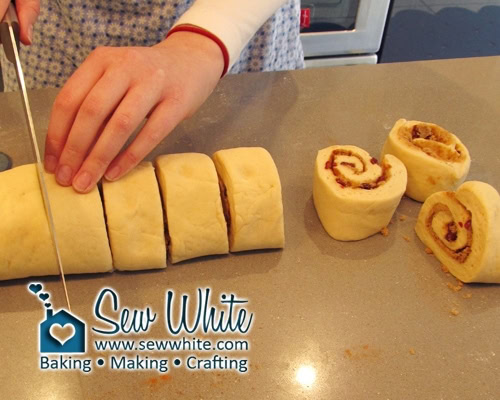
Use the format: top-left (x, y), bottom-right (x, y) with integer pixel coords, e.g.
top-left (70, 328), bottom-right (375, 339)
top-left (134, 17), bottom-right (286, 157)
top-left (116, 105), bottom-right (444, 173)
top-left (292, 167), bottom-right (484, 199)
top-left (0, 0), bottom-right (39, 44)
top-left (44, 31), bottom-right (224, 193)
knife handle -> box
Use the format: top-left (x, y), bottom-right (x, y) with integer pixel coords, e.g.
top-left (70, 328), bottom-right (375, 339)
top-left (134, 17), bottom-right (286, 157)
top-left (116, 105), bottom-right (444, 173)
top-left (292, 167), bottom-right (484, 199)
top-left (0, 2), bottom-right (20, 63)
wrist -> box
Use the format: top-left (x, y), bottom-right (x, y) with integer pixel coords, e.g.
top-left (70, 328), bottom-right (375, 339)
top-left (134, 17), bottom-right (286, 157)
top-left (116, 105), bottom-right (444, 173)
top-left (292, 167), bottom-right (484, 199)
top-left (153, 30), bottom-right (225, 113)
top-left (165, 25), bottom-right (228, 77)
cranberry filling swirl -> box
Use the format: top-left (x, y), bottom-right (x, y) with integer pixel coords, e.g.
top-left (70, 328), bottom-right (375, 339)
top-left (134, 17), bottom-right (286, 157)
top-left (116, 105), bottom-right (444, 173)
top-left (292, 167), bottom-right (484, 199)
top-left (415, 181), bottom-right (500, 283)
top-left (424, 193), bottom-right (473, 263)
top-left (313, 145), bottom-right (407, 241)
top-left (402, 123), bottom-right (468, 163)
top-left (324, 148), bottom-right (391, 190)
top-left (381, 119), bottom-right (471, 202)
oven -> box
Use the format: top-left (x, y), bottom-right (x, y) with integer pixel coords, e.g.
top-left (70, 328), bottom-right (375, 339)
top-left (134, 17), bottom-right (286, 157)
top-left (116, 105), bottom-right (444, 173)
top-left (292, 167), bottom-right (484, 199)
top-left (300, 0), bottom-right (391, 67)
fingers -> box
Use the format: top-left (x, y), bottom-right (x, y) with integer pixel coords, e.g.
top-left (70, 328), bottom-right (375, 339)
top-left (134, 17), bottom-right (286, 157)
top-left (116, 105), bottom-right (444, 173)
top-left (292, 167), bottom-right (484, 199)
top-left (55, 69), bottom-right (131, 187)
top-left (16, 0), bottom-right (40, 45)
top-left (72, 75), bottom-right (164, 193)
top-left (44, 49), bottom-right (108, 174)
top-left (104, 97), bottom-right (186, 182)
top-left (0, 1), bottom-right (9, 21)
top-left (44, 41), bottom-right (222, 193)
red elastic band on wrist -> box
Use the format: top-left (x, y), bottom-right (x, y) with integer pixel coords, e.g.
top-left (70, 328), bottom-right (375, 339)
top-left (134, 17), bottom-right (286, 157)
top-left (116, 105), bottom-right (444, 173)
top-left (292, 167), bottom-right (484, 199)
top-left (167, 25), bottom-right (229, 77)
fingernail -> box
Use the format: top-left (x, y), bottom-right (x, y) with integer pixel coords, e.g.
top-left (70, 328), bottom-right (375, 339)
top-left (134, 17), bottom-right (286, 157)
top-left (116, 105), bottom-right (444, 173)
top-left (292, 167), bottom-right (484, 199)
top-left (28, 25), bottom-right (33, 44)
top-left (105, 165), bottom-right (121, 181)
top-left (45, 155), bottom-right (57, 173)
top-left (73, 171), bottom-right (92, 193)
top-left (56, 165), bottom-right (73, 186)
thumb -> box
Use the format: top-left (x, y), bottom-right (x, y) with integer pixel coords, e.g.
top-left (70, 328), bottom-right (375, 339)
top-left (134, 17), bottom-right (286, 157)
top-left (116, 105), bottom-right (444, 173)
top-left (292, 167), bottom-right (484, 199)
top-left (16, 0), bottom-right (40, 45)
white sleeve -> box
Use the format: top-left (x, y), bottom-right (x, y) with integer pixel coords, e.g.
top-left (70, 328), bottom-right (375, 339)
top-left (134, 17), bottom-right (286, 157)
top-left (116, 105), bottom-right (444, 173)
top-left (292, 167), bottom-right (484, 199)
top-left (172, 0), bottom-right (289, 70)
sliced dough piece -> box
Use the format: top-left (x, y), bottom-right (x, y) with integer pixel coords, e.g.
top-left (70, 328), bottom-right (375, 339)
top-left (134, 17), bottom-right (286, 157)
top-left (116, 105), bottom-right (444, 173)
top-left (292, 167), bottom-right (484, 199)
top-left (0, 164), bottom-right (58, 279)
top-left (0, 163), bottom-right (113, 280)
top-left (313, 145), bottom-right (407, 241)
top-left (102, 162), bottom-right (166, 271)
top-left (415, 181), bottom-right (500, 283)
top-left (212, 147), bottom-right (285, 252)
top-left (155, 153), bottom-right (228, 263)
top-left (381, 119), bottom-right (471, 202)
top-left (44, 170), bottom-right (113, 274)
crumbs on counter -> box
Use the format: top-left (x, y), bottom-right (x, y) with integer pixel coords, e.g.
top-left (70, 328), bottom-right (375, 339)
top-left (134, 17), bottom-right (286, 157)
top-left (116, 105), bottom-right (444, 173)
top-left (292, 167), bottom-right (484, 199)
top-left (344, 345), bottom-right (380, 360)
top-left (450, 308), bottom-right (460, 316)
top-left (380, 227), bottom-right (389, 237)
top-left (146, 374), bottom-right (171, 388)
top-left (399, 215), bottom-right (408, 221)
top-left (402, 235), bottom-right (411, 242)
top-left (148, 378), bottom-right (158, 385)
top-left (441, 263), bottom-right (450, 275)
top-left (424, 247), bottom-right (433, 254)
top-left (447, 280), bottom-right (464, 292)
top-left (462, 293), bottom-right (473, 299)
top-left (144, 374), bottom-right (173, 394)
top-left (409, 348), bottom-right (416, 355)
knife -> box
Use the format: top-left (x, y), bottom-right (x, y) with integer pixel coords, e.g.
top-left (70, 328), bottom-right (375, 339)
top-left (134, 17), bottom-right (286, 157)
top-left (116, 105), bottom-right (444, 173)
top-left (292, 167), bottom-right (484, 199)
top-left (1, 3), bottom-right (71, 311)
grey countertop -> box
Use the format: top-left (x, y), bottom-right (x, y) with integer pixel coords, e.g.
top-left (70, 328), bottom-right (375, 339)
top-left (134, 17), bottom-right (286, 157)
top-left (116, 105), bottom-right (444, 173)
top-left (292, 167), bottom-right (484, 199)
top-left (1, 56), bottom-right (499, 399)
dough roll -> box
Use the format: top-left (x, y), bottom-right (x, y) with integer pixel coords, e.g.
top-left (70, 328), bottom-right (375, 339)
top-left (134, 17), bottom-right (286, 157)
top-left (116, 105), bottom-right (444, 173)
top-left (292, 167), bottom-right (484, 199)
top-left (0, 164), bottom-right (113, 280)
top-left (381, 119), bottom-right (471, 202)
top-left (155, 153), bottom-right (229, 263)
top-left (313, 145), bottom-right (407, 241)
top-left (415, 181), bottom-right (500, 283)
top-left (212, 147), bottom-right (285, 252)
top-left (102, 162), bottom-right (167, 271)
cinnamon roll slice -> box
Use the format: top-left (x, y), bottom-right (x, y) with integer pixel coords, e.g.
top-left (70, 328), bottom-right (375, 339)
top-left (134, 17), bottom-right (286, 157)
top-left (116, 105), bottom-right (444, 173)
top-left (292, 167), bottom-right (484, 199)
top-left (313, 145), bottom-right (407, 241)
top-left (155, 153), bottom-right (229, 264)
top-left (415, 181), bottom-right (500, 283)
top-left (212, 147), bottom-right (285, 252)
top-left (0, 164), bottom-right (113, 280)
top-left (381, 119), bottom-right (471, 202)
top-left (102, 162), bottom-right (167, 271)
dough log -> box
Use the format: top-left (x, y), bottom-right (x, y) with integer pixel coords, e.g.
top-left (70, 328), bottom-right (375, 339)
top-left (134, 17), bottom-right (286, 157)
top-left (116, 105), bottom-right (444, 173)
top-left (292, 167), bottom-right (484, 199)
top-left (0, 164), bottom-right (113, 280)
top-left (415, 181), bottom-right (500, 283)
top-left (381, 119), bottom-right (470, 202)
top-left (102, 162), bottom-right (167, 271)
top-left (212, 147), bottom-right (285, 252)
top-left (313, 145), bottom-right (407, 241)
top-left (155, 153), bottom-right (229, 263)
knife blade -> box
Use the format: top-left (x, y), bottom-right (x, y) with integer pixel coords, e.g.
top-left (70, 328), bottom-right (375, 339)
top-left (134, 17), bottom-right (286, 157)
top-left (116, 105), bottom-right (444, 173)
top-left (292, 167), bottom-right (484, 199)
top-left (1, 3), bottom-right (71, 311)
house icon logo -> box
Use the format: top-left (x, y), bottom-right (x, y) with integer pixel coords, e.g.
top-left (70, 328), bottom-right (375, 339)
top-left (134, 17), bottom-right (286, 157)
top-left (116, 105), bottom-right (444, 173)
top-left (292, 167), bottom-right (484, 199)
top-left (40, 308), bottom-right (86, 353)
top-left (28, 283), bottom-right (86, 354)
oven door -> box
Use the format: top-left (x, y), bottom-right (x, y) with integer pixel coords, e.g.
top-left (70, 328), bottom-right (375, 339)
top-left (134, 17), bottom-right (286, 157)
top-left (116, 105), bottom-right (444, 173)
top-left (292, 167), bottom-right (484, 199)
top-left (300, 0), bottom-right (391, 58)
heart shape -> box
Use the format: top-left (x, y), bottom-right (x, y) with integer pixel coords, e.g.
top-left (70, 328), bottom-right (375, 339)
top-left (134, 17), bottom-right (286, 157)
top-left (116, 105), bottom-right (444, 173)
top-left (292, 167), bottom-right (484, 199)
top-left (39, 293), bottom-right (49, 301)
top-left (49, 323), bottom-right (75, 346)
top-left (44, 303), bottom-right (51, 308)
top-left (29, 283), bottom-right (42, 294)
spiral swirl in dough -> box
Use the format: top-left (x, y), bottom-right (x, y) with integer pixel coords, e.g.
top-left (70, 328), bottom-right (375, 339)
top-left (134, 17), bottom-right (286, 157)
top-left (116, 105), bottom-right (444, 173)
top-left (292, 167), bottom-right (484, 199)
top-left (381, 119), bottom-right (470, 202)
top-left (313, 145), bottom-right (407, 241)
top-left (415, 181), bottom-right (500, 283)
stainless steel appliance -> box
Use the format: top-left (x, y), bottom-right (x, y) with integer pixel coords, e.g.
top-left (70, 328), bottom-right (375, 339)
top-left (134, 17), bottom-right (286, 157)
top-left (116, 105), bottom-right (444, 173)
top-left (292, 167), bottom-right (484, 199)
top-left (300, 0), bottom-right (391, 67)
